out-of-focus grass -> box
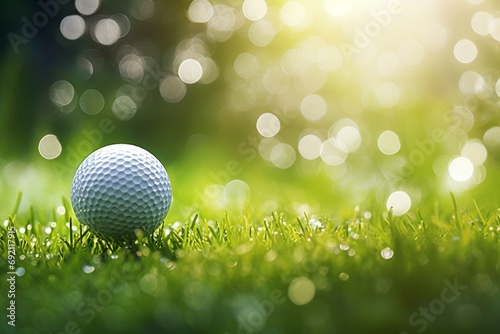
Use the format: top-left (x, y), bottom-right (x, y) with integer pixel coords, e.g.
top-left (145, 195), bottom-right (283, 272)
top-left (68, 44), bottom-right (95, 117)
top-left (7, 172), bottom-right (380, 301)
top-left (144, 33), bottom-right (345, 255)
top-left (0, 185), bottom-right (499, 334)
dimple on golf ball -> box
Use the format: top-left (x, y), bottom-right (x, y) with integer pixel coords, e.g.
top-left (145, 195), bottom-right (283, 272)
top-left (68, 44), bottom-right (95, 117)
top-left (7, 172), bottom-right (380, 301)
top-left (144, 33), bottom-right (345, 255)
top-left (71, 144), bottom-right (172, 240)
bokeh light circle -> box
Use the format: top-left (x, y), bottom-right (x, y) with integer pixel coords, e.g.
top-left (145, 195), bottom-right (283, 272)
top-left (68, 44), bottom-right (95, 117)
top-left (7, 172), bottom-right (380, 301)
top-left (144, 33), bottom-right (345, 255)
top-left (256, 113), bottom-right (280, 138)
top-left (242, 0), bottom-right (268, 21)
top-left (270, 143), bottom-right (296, 169)
top-left (386, 191), bottom-right (411, 216)
top-left (178, 59), bottom-right (203, 84)
top-left (60, 15), bottom-right (85, 40)
top-left (49, 80), bottom-right (75, 107)
top-left (93, 18), bottom-right (121, 46)
top-left (454, 39), bottom-right (477, 64)
top-left (112, 96), bottom-right (137, 120)
top-left (280, 1), bottom-right (310, 31)
top-left (461, 140), bottom-right (487, 165)
top-left (188, 0), bottom-right (214, 23)
top-left (471, 11), bottom-right (492, 36)
top-left (159, 76), bottom-right (187, 103)
top-left (288, 277), bottom-right (315, 306)
top-left (378, 131), bottom-right (401, 155)
top-left (75, 0), bottom-right (100, 16)
top-left (300, 94), bottom-right (327, 121)
top-left (38, 135), bottom-right (62, 160)
top-left (234, 53), bottom-right (259, 78)
top-left (298, 134), bottom-right (322, 160)
top-left (337, 126), bottom-right (361, 153)
top-left (448, 157), bottom-right (474, 182)
top-left (320, 139), bottom-right (348, 166)
top-left (79, 89), bottom-right (105, 115)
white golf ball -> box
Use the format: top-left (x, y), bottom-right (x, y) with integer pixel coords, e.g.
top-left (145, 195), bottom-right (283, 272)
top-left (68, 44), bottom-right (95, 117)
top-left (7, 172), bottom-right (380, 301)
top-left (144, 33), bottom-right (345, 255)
top-left (71, 144), bottom-right (172, 240)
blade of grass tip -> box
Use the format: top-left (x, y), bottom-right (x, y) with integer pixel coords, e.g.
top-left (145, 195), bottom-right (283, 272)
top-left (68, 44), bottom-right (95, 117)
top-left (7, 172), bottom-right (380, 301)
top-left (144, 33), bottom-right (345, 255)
top-left (60, 237), bottom-right (72, 252)
top-left (168, 228), bottom-right (183, 249)
top-left (29, 205), bottom-right (35, 227)
top-left (216, 219), bottom-right (225, 245)
top-left (208, 224), bottom-right (220, 245)
top-left (472, 199), bottom-right (486, 228)
top-left (75, 225), bottom-right (87, 250)
top-left (263, 219), bottom-right (274, 244)
top-left (450, 192), bottom-right (462, 236)
top-left (190, 213), bottom-right (199, 230)
top-left (185, 213), bottom-right (198, 247)
top-left (195, 219), bottom-right (203, 244)
top-left (158, 221), bottom-right (165, 247)
top-left (351, 205), bottom-right (360, 224)
top-left (416, 209), bottom-right (426, 233)
top-left (272, 212), bottom-right (286, 237)
top-left (244, 215), bottom-right (251, 240)
top-left (69, 217), bottom-right (74, 251)
top-left (11, 191), bottom-right (23, 218)
top-left (296, 216), bottom-right (306, 235)
top-left (220, 214), bottom-right (229, 245)
top-left (303, 212), bottom-right (310, 232)
top-left (96, 238), bottom-right (106, 253)
top-left (149, 226), bottom-right (158, 250)
top-left (8, 216), bottom-right (20, 247)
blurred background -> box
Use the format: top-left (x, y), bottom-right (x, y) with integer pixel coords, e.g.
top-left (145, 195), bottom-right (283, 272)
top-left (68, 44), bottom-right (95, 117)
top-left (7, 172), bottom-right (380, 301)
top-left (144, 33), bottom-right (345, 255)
top-left (1, 0), bottom-right (499, 221)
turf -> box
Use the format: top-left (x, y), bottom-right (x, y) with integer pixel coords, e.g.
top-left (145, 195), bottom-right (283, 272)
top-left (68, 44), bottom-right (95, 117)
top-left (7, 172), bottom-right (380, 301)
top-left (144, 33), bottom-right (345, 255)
top-left (1, 192), bottom-right (499, 334)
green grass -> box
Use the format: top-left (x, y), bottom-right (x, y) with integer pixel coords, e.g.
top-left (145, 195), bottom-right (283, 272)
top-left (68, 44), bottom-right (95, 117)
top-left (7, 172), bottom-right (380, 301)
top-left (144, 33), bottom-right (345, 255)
top-left (1, 192), bottom-right (499, 334)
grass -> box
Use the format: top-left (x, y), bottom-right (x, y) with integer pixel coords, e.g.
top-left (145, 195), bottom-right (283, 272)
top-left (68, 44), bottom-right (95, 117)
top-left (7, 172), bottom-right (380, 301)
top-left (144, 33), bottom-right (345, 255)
top-left (1, 191), bottom-right (499, 334)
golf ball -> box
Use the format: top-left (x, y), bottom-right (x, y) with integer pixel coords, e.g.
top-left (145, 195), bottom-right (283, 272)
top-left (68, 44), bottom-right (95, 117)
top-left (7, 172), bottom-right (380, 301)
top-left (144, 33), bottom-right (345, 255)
top-left (71, 144), bottom-right (172, 240)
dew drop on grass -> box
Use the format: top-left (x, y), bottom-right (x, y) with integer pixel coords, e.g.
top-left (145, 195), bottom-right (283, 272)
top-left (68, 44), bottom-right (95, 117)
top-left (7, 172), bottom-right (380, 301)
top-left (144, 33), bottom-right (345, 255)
top-left (82, 265), bottom-right (95, 274)
top-left (381, 247), bottom-right (394, 260)
top-left (56, 205), bottom-right (66, 215)
top-left (339, 243), bottom-right (350, 251)
top-left (110, 254), bottom-right (119, 260)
